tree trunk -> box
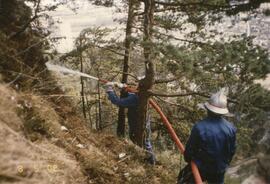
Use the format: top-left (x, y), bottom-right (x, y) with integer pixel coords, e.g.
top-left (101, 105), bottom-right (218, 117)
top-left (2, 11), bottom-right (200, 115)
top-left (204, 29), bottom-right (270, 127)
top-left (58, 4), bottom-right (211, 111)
top-left (134, 0), bottom-right (155, 147)
top-left (85, 95), bottom-right (93, 128)
top-left (95, 94), bottom-right (99, 130)
top-left (97, 68), bottom-right (102, 130)
top-left (117, 0), bottom-right (136, 138)
top-left (79, 41), bottom-right (87, 119)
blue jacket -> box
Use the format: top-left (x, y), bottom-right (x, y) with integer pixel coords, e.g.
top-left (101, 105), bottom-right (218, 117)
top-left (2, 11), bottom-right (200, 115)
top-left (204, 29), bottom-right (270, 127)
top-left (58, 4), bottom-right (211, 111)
top-left (107, 91), bottom-right (154, 153)
top-left (107, 91), bottom-right (138, 107)
top-left (184, 117), bottom-right (236, 173)
top-left (107, 91), bottom-right (138, 137)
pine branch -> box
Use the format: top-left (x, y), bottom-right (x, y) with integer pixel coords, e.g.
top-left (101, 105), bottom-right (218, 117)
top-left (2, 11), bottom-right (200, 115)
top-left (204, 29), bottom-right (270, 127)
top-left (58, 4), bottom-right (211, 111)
top-left (138, 0), bottom-right (268, 14)
top-left (149, 90), bottom-right (238, 104)
top-left (154, 30), bottom-right (211, 46)
top-left (60, 43), bottom-right (127, 60)
top-left (108, 70), bottom-right (138, 80)
top-left (154, 1), bottom-right (228, 9)
top-left (154, 96), bottom-right (193, 113)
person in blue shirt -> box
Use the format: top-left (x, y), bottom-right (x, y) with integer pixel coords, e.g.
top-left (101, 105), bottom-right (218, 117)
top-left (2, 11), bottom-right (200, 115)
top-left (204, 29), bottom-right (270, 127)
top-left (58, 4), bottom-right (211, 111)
top-left (178, 91), bottom-right (237, 184)
top-left (105, 82), bottom-right (156, 165)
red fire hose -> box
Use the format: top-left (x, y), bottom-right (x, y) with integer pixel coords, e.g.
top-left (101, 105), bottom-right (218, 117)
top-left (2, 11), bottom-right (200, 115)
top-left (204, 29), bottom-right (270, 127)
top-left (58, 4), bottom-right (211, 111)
top-left (149, 99), bottom-right (203, 184)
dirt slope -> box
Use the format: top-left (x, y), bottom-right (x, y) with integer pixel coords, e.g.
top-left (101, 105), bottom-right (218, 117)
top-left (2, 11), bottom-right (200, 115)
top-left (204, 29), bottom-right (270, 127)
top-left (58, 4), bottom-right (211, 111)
top-left (0, 82), bottom-right (177, 184)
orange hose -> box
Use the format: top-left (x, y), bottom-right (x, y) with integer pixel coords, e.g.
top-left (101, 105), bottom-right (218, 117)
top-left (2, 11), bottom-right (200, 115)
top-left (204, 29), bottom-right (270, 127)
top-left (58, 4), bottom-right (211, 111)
top-left (149, 99), bottom-right (185, 153)
top-left (149, 99), bottom-right (203, 184)
top-left (99, 79), bottom-right (109, 83)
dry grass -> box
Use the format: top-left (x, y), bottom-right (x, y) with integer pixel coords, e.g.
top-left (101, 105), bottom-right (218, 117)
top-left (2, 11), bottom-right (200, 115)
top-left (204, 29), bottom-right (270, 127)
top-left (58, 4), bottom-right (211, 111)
top-left (0, 84), bottom-right (87, 184)
top-left (0, 82), bottom-right (180, 184)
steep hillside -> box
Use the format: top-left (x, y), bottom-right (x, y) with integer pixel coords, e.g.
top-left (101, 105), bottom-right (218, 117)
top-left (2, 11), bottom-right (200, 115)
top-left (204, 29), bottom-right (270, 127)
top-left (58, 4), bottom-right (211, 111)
top-left (0, 1), bottom-right (177, 183)
top-left (0, 80), bottom-right (179, 184)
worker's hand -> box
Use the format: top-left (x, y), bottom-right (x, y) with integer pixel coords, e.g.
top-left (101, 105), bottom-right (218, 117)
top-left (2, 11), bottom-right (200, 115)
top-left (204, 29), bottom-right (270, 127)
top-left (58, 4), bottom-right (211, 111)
top-left (114, 82), bottom-right (127, 89)
top-left (105, 82), bottom-right (114, 92)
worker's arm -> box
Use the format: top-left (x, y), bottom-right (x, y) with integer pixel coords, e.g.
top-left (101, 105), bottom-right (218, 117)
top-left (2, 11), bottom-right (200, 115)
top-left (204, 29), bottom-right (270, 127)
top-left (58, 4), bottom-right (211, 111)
top-left (107, 91), bottom-right (138, 107)
top-left (184, 125), bottom-right (200, 163)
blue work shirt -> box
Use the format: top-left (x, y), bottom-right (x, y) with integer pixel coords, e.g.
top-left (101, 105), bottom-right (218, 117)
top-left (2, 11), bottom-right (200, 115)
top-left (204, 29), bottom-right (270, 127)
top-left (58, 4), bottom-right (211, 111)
top-left (107, 91), bottom-right (154, 153)
top-left (184, 116), bottom-right (236, 173)
top-left (107, 91), bottom-right (138, 136)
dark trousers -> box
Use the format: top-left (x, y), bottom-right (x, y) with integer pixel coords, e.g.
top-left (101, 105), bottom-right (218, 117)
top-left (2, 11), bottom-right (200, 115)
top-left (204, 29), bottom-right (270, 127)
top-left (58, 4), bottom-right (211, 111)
top-left (177, 164), bottom-right (225, 184)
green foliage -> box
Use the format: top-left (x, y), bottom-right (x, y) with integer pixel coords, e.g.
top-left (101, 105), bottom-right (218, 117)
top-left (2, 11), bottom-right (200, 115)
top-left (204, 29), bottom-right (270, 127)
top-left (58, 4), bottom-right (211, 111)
top-left (235, 126), bottom-right (254, 156)
top-left (238, 84), bottom-right (270, 112)
top-left (153, 37), bottom-right (270, 156)
top-left (0, 0), bottom-right (31, 31)
top-left (0, 0), bottom-right (50, 91)
top-left (88, 0), bottom-right (114, 7)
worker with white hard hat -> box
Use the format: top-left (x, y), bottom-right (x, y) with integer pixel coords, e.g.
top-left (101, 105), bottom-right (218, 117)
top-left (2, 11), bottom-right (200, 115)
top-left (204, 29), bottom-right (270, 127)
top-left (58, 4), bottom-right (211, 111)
top-left (178, 90), bottom-right (237, 184)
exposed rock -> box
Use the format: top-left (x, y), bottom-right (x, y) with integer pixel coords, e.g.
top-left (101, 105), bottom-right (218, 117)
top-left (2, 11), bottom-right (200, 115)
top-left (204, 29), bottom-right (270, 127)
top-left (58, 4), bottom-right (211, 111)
top-left (257, 155), bottom-right (270, 183)
top-left (242, 175), bottom-right (267, 184)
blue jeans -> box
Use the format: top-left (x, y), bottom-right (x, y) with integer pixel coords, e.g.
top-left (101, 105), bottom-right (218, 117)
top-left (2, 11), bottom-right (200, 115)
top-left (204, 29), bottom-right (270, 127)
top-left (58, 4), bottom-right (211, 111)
top-left (128, 113), bottom-right (155, 163)
top-left (145, 115), bottom-right (155, 162)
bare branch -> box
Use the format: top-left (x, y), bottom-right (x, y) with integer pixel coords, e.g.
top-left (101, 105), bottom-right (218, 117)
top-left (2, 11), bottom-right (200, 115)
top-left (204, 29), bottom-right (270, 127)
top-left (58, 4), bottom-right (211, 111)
top-left (149, 90), bottom-right (209, 98)
top-left (149, 90), bottom-right (238, 104)
top-left (109, 70), bottom-right (138, 80)
top-left (154, 96), bottom-right (193, 113)
top-left (95, 45), bottom-right (126, 57)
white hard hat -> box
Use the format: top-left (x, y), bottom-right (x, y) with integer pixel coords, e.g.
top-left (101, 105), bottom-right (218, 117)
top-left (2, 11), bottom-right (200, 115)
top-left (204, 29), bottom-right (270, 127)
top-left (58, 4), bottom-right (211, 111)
top-left (204, 91), bottom-right (229, 115)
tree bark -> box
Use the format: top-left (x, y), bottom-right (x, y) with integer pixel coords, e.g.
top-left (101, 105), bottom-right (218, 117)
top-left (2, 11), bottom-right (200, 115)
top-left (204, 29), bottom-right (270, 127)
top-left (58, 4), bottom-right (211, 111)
top-left (95, 94), bottom-right (99, 130)
top-left (117, 0), bottom-right (136, 138)
top-left (97, 68), bottom-right (102, 130)
top-left (134, 0), bottom-right (155, 147)
top-left (79, 40), bottom-right (87, 119)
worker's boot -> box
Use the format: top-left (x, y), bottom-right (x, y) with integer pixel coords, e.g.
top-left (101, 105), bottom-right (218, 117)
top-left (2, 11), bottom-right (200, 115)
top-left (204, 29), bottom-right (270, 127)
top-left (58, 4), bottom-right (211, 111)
top-left (145, 154), bottom-right (156, 165)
